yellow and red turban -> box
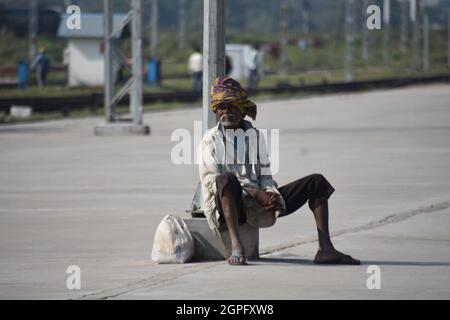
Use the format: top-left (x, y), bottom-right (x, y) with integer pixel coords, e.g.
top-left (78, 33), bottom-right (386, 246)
top-left (210, 77), bottom-right (257, 120)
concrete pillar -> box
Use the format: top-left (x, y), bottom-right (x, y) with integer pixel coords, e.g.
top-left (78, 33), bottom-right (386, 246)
top-left (411, 0), bottom-right (420, 69)
top-left (423, 13), bottom-right (429, 72)
top-left (400, 0), bottom-right (408, 54)
top-left (302, 0), bottom-right (310, 35)
top-left (344, 0), bottom-right (354, 82)
top-left (280, 0), bottom-right (289, 75)
top-left (29, 0), bottom-right (38, 60)
top-left (179, 0), bottom-right (188, 50)
top-left (131, 0), bottom-right (144, 125)
top-left (150, 0), bottom-right (159, 58)
top-left (448, 10), bottom-right (450, 74)
top-left (103, 0), bottom-right (114, 122)
top-left (383, 0), bottom-right (390, 64)
top-left (202, 0), bottom-right (225, 133)
top-left (361, 0), bottom-right (369, 61)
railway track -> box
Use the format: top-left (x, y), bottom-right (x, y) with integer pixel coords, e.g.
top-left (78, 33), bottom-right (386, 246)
top-left (0, 74), bottom-right (448, 115)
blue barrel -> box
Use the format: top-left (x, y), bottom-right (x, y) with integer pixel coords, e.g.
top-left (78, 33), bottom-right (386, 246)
top-left (17, 62), bottom-right (28, 89)
top-left (147, 59), bottom-right (161, 86)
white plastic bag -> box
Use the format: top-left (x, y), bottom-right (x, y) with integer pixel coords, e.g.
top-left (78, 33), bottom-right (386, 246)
top-left (151, 215), bottom-right (195, 264)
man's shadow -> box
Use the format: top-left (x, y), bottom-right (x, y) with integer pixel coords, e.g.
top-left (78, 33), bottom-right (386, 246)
top-left (255, 257), bottom-right (450, 267)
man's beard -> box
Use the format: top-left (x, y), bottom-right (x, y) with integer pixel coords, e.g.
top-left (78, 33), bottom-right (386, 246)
top-left (219, 114), bottom-right (240, 128)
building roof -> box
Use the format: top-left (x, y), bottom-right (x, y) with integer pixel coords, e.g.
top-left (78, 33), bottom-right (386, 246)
top-left (58, 13), bottom-right (128, 39)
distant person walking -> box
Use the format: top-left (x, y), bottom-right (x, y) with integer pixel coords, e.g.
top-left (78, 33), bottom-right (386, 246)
top-left (31, 48), bottom-right (51, 91)
top-left (188, 46), bottom-right (203, 94)
top-left (245, 44), bottom-right (263, 91)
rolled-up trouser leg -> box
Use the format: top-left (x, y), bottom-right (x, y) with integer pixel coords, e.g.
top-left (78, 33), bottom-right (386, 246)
top-left (215, 172), bottom-right (247, 229)
top-left (278, 173), bottom-right (335, 216)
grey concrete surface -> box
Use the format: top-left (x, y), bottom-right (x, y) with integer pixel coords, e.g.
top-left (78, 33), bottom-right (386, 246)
top-left (0, 84), bottom-right (449, 299)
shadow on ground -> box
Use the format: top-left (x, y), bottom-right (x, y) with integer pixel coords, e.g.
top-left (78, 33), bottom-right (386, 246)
top-left (253, 257), bottom-right (450, 267)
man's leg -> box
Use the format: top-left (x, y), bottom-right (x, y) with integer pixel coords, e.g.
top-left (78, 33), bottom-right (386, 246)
top-left (221, 188), bottom-right (246, 264)
top-left (192, 74), bottom-right (197, 92)
top-left (36, 71), bottom-right (44, 91)
top-left (312, 200), bottom-right (334, 252)
top-left (215, 172), bottom-right (247, 265)
top-left (279, 174), bottom-right (360, 265)
top-left (193, 72), bottom-right (202, 93)
top-left (311, 200), bottom-right (360, 264)
top-left (248, 69), bottom-right (257, 90)
top-left (42, 71), bottom-right (47, 87)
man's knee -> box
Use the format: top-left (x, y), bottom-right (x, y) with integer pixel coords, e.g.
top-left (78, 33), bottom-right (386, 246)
top-left (309, 173), bottom-right (333, 190)
top-left (311, 173), bottom-right (326, 183)
top-left (216, 172), bottom-right (242, 198)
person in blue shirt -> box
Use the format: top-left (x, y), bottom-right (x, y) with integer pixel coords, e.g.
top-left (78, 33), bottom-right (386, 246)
top-left (31, 48), bottom-right (50, 90)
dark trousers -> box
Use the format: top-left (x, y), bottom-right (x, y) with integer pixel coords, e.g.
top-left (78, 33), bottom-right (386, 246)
top-left (192, 72), bottom-right (202, 93)
top-left (248, 68), bottom-right (260, 90)
top-left (215, 172), bottom-right (335, 225)
top-left (36, 70), bottom-right (47, 89)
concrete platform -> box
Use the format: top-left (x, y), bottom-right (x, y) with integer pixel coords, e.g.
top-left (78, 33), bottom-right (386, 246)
top-left (0, 84), bottom-right (449, 299)
top-left (119, 206), bottom-right (450, 300)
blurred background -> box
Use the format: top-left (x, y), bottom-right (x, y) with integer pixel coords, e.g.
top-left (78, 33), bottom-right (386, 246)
top-left (0, 0), bottom-right (449, 123)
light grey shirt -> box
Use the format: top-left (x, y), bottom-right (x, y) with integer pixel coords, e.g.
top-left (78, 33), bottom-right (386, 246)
top-left (198, 120), bottom-right (286, 235)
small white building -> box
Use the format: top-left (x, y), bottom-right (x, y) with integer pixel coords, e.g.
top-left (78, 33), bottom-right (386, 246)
top-left (58, 13), bottom-right (127, 87)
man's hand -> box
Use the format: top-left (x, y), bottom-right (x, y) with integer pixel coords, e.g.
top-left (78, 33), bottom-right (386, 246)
top-left (244, 187), bottom-right (280, 212)
top-left (261, 191), bottom-right (280, 212)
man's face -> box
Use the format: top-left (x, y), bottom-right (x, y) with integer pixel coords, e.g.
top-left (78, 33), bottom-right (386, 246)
top-left (216, 103), bottom-right (243, 129)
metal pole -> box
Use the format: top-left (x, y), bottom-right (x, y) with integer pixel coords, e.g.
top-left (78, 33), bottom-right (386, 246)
top-left (423, 13), bottom-right (429, 72)
top-left (179, 0), bottom-right (187, 50)
top-left (448, 10), bottom-right (450, 74)
top-left (29, 0), bottom-right (38, 60)
top-left (400, 0), bottom-right (407, 54)
top-left (344, 0), bottom-right (354, 82)
top-left (383, 0), bottom-right (390, 64)
top-left (411, 0), bottom-right (419, 70)
top-left (361, 0), bottom-right (369, 61)
top-left (302, 0), bottom-right (310, 35)
top-left (202, 0), bottom-right (225, 133)
top-left (280, 0), bottom-right (288, 75)
top-left (150, 0), bottom-right (159, 58)
top-left (96, 0), bottom-right (150, 135)
top-left (131, 0), bottom-right (144, 125)
top-left (103, 0), bottom-right (114, 122)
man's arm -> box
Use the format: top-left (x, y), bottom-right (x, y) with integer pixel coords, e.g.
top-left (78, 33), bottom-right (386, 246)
top-left (198, 136), bottom-right (221, 195)
top-left (30, 55), bottom-right (40, 71)
top-left (253, 129), bottom-right (285, 212)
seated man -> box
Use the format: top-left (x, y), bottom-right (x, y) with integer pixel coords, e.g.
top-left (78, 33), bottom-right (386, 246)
top-left (199, 77), bottom-right (360, 266)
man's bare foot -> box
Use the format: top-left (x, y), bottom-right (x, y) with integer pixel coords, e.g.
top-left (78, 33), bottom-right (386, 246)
top-left (314, 248), bottom-right (361, 265)
top-left (228, 251), bottom-right (247, 266)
